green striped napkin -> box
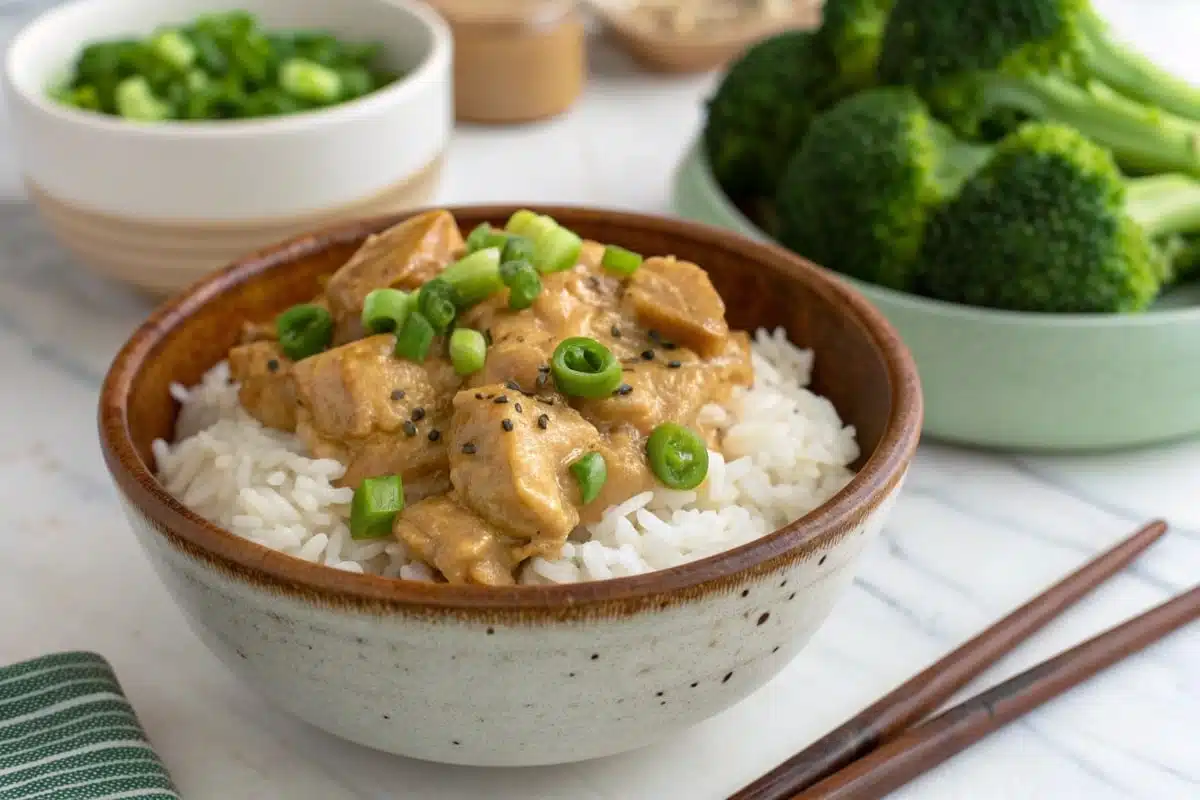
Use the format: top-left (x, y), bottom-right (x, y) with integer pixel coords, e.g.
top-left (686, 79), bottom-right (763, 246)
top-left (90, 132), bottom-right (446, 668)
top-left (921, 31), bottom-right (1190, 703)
top-left (0, 652), bottom-right (179, 800)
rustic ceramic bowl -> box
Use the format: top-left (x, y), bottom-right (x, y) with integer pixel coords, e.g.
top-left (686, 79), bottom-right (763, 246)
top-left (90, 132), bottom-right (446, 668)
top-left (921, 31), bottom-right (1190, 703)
top-left (674, 138), bottom-right (1200, 452)
top-left (3, 0), bottom-right (452, 295)
top-left (98, 206), bottom-right (922, 767)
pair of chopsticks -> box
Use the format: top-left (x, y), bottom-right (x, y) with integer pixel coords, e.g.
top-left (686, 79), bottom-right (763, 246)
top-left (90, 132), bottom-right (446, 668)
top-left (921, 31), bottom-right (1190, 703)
top-left (731, 520), bottom-right (1199, 800)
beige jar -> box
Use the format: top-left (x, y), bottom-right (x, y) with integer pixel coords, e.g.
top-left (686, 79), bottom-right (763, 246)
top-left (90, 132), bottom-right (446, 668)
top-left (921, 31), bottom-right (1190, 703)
top-left (429, 0), bottom-right (586, 124)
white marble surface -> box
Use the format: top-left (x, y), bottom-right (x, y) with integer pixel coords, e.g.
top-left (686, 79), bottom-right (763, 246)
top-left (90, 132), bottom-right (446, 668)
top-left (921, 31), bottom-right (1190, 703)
top-left (1, 2), bottom-right (1198, 798)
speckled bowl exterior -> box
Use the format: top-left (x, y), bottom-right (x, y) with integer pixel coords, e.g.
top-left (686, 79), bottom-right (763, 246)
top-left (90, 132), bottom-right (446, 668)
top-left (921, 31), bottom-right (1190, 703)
top-left (673, 139), bottom-right (1200, 452)
top-left (99, 207), bottom-right (921, 767)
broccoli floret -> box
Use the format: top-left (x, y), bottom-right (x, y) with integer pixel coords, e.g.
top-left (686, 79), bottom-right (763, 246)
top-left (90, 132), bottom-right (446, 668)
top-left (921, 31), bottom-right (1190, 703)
top-left (703, 31), bottom-right (833, 203)
top-left (704, 3), bottom-right (895, 204)
top-left (815, 0), bottom-right (896, 94)
top-left (775, 87), bottom-right (992, 291)
top-left (921, 123), bottom-right (1200, 313)
top-left (877, 0), bottom-right (1200, 178)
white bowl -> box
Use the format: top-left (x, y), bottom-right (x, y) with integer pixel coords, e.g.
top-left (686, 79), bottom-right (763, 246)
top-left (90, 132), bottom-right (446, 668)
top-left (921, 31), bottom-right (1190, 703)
top-left (2, 0), bottom-right (453, 293)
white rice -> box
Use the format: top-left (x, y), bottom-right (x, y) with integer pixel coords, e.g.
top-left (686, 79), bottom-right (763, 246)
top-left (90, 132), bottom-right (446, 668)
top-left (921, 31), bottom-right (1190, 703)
top-left (153, 328), bottom-right (860, 584)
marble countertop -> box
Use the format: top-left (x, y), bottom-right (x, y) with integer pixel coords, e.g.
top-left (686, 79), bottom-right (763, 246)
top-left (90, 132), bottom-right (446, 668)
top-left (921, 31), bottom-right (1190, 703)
top-left (1, 1), bottom-right (1197, 797)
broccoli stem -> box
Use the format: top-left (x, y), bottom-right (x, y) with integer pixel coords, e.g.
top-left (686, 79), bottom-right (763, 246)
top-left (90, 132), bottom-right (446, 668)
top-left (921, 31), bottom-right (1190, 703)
top-left (1125, 174), bottom-right (1200, 239)
top-left (929, 122), bottom-right (993, 198)
top-left (979, 73), bottom-right (1200, 178)
top-left (1078, 10), bottom-right (1200, 125)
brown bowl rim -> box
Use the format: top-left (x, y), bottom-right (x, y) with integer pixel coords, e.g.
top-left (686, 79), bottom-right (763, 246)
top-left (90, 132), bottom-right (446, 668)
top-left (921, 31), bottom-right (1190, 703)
top-left (98, 205), bottom-right (923, 615)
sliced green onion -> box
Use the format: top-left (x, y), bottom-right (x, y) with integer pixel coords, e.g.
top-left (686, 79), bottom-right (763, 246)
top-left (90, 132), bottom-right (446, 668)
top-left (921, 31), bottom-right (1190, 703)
top-left (394, 311), bottom-right (435, 362)
top-left (570, 452), bottom-right (607, 505)
top-left (601, 244), bottom-right (643, 276)
top-left (646, 423), bottom-right (709, 491)
top-left (449, 328), bottom-right (487, 376)
top-left (279, 57), bottom-right (342, 103)
top-left (465, 223), bottom-right (511, 254)
top-left (535, 225), bottom-right (583, 273)
top-left (350, 474), bottom-right (404, 540)
top-left (149, 29), bottom-right (197, 71)
top-left (504, 210), bottom-right (554, 240)
top-left (114, 76), bottom-right (171, 121)
top-left (362, 288), bottom-right (411, 334)
top-left (503, 262), bottom-right (542, 310)
top-left (501, 236), bottom-right (535, 264)
top-left (550, 337), bottom-right (622, 398)
top-left (439, 247), bottom-right (503, 308)
top-left (503, 211), bottom-right (582, 274)
top-left (416, 278), bottom-right (458, 333)
top-left (276, 303), bottom-right (333, 361)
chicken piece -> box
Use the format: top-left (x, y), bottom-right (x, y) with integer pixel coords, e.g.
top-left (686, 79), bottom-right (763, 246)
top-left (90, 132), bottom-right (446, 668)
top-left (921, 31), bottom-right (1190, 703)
top-left (238, 320), bottom-right (277, 345)
top-left (393, 495), bottom-right (519, 586)
top-left (323, 210), bottom-right (464, 342)
top-left (448, 385), bottom-right (603, 551)
top-left (624, 256), bottom-right (730, 358)
top-left (228, 340), bottom-right (298, 431)
top-left (290, 335), bottom-right (462, 492)
top-left (577, 332), bottom-right (752, 436)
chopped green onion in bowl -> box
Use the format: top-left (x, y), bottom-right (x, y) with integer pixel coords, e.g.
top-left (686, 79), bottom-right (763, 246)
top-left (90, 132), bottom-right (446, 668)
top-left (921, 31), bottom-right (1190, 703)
top-left (47, 10), bottom-right (402, 122)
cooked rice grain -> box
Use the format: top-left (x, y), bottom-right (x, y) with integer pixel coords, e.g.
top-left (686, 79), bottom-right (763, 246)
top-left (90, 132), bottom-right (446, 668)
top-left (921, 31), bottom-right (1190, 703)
top-left (153, 328), bottom-right (859, 584)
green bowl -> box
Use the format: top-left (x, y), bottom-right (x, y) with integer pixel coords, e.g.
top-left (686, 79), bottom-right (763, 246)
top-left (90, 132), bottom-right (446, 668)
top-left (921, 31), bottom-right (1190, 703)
top-left (673, 139), bottom-right (1200, 452)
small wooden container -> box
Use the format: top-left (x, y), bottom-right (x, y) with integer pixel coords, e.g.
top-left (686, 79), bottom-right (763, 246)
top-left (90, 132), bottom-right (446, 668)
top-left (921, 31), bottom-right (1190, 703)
top-left (429, 0), bottom-right (586, 124)
top-left (592, 0), bottom-right (821, 74)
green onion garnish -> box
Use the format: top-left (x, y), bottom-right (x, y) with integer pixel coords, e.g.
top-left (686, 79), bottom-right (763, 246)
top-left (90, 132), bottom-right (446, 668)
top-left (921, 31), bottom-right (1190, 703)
top-left (350, 474), bottom-right (404, 540)
top-left (114, 76), bottom-right (171, 121)
top-left (439, 247), bottom-right (504, 308)
top-left (279, 57), bottom-right (341, 103)
top-left (501, 260), bottom-right (542, 310)
top-left (465, 223), bottom-right (511, 254)
top-left (361, 288), bottom-right (411, 334)
top-left (276, 303), bottom-right (333, 361)
top-left (535, 225), bottom-right (583, 273)
top-left (601, 245), bottom-right (643, 276)
top-left (570, 452), bottom-right (607, 505)
top-left (416, 278), bottom-right (458, 334)
top-left (646, 423), bottom-right (709, 491)
top-left (501, 236), bottom-right (535, 264)
top-left (394, 311), bottom-right (435, 362)
top-left (550, 337), bottom-right (622, 398)
top-left (448, 328), bottom-right (487, 376)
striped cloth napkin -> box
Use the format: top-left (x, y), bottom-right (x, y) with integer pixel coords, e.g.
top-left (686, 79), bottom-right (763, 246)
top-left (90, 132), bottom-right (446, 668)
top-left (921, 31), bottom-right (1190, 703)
top-left (0, 652), bottom-right (179, 800)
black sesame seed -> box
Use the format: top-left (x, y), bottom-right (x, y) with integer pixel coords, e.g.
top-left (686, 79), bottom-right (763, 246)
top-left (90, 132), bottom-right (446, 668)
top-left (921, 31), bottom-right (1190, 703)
top-left (537, 414), bottom-right (549, 429)
top-left (428, 429), bottom-right (441, 442)
top-left (536, 373), bottom-right (549, 388)
top-left (501, 419), bottom-right (514, 432)
top-left (640, 349), bottom-right (654, 361)
top-left (505, 380), bottom-right (520, 391)
top-left (611, 325), bottom-right (622, 338)
top-left (493, 395), bottom-right (509, 404)
top-left (475, 392), bottom-right (485, 400)
top-left (462, 442), bottom-right (477, 455)
top-left (391, 389), bottom-right (406, 401)
top-left (667, 360), bottom-right (682, 369)
top-left (266, 359), bottom-right (280, 373)
top-left (615, 384), bottom-right (633, 396)
top-left (411, 407), bottom-right (426, 421)
top-left (514, 402), bottom-right (523, 413)
top-left (403, 421), bottom-right (418, 437)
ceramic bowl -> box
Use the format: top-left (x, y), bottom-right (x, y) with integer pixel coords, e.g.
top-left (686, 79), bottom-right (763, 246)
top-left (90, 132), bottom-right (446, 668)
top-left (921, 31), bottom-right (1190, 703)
top-left (674, 139), bottom-right (1200, 452)
top-left (3, 0), bottom-right (452, 295)
top-left (98, 206), bottom-right (922, 767)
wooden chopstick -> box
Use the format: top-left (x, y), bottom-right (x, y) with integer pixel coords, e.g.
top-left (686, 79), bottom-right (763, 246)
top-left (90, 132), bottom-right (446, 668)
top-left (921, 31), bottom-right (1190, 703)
top-left (794, 583), bottom-right (1200, 799)
top-left (729, 520), bottom-right (1169, 800)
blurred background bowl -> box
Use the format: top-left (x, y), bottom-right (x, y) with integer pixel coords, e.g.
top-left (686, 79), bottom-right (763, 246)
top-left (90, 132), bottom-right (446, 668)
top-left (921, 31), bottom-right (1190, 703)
top-left (674, 138), bottom-right (1200, 452)
top-left (2, 0), bottom-right (452, 295)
